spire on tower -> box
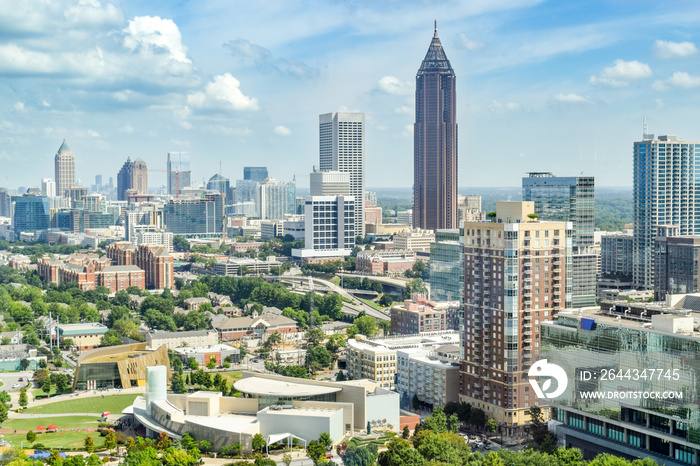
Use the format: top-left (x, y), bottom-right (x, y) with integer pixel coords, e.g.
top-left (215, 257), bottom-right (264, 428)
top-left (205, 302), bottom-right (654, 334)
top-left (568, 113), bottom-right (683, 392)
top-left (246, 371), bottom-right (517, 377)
top-left (434, 19), bottom-right (438, 38)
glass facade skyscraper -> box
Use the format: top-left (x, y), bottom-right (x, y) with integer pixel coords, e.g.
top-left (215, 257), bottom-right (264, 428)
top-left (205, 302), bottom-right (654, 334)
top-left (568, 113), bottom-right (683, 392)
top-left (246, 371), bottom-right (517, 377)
top-left (167, 152), bottom-right (192, 196)
top-left (429, 229), bottom-right (464, 305)
top-left (12, 194), bottom-right (50, 238)
top-left (243, 167), bottom-right (268, 182)
top-left (163, 193), bottom-right (223, 237)
top-left (634, 134), bottom-right (700, 290)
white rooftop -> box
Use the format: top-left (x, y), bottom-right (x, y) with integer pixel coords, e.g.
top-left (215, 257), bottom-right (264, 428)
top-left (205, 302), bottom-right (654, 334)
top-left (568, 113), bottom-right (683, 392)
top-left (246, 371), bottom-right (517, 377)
top-left (234, 377), bottom-right (342, 397)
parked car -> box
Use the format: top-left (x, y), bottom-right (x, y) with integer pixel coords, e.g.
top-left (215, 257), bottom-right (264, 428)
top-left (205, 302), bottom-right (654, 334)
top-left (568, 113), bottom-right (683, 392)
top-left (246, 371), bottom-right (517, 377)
top-left (474, 441), bottom-right (484, 448)
top-left (18, 378), bottom-right (23, 382)
top-left (11, 383), bottom-right (20, 389)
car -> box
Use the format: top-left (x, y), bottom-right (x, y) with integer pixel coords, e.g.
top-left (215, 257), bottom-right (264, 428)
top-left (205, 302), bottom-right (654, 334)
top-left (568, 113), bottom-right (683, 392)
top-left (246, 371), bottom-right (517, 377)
top-left (11, 384), bottom-right (20, 389)
top-left (18, 378), bottom-right (23, 382)
top-left (474, 441), bottom-right (484, 448)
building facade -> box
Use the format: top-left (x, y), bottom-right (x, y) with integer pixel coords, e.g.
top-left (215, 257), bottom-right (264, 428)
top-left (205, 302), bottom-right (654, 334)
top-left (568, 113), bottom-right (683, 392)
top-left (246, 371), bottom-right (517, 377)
top-left (393, 229), bottom-right (435, 252)
top-left (396, 344), bottom-right (460, 408)
top-left (654, 235), bottom-right (700, 300)
top-left (303, 195), bottom-right (355, 252)
top-left (12, 194), bottom-right (50, 237)
top-left (601, 232), bottom-right (634, 280)
top-left (429, 229), bottom-right (464, 305)
top-left (634, 134), bottom-right (700, 290)
top-left (256, 178), bottom-right (296, 220)
top-left (413, 24), bottom-right (457, 231)
top-left (54, 139), bottom-right (75, 198)
top-left (356, 249), bottom-right (416, 276)
top-left (310, 170), bottom-right (351, 197)
top-left (207, 174), bottom-right (230, 197)
top-left (106, 242), bottom-right (174, 289)
top-left (117, 157), bottom-right (148, 201)
top-left (319, 112), bottom-right (365, 236)
top-left (167, 152), bottom-right (191, 196)
top-left (460, 202), bottom-right (570, 427)
top-left (146, 330), bottom-right (219, 351)
top-left (244, 167), bottom-right (268, 182)
top-left (390, 295), bottom-right (461, 335)
top-left (163, 194), bottom-right (224, 237)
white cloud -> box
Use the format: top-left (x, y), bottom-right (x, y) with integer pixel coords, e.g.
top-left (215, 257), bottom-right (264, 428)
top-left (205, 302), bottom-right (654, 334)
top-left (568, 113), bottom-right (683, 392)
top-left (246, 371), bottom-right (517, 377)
top-left (274, 125), bottom-right (291, 136)
top-left (376, 76), bottom-right (412, 95)
top-left (123, 16), bottom-right (191, 64)
top-left (42, 100), bottom-right (50, 107)
top-left (554, 93), bottom-right (589, 103)
top-left (489, 100), bottom-right (522, 112)
top-left (88, 129), bottom-right (100, 137)
top-left (652, 71), bottom-right (700, 90)
top-left (654, 40), bottom-right (698, 59)
top-left (224, 38), bottom-right (319, 78)
top-left (13, 102), bottom-right (25, 112)
top-left (454, 33), bottom-right (484, 51)
top-left (402, 124), bottom-right (414, 138)
top-left (655, 98), bottom-right (665, 108)
top-left (187, 74), bottom-right (259, 112)
top-left (394, 106), bottom-right (412, 114)
top-left (119, 124), bottom-right (135, 133)
top-left (590, 59), bottom-right (652, 87)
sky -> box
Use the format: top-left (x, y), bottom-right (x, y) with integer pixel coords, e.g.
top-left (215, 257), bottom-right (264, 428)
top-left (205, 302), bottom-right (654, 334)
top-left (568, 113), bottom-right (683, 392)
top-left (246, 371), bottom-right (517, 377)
top-left (2, 0), bottom-right (700, 190)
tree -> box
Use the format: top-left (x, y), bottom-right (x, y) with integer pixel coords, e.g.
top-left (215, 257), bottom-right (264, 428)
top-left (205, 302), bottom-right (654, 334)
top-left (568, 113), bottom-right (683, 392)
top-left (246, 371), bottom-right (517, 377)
top-left (252, 433), bottom-right (266, 453)
top-left (306, 328), bottom-right (326, 347)
top-left (378, 294), bottom-right (393, 307)
top-left (188, 357), bottom-right (199, 370)
top-left (486, 419), bottom-right (498, 433)
top-left (265, 331), bottom-right (283, 348)
top-left (325, 333), bottom-right (346, 353)
top-left (342, 445), bottom-right (378, 466)
top-left (422, 407), bottom-right (447, 434)
top-left (377, 438), bottom-right (423, 466)
top-left (448, 413), bottom-right (460, 433)
top-left (156, 431), bottom-right (172, 450)
top-left (469, 407), bottom-right (487, 429)
top-left (19, 358), bottom-right (30, 370)
top-left (402, 425), bottom-right (410, 439)
top-left (412, 394), bottom-right (420, 411)
top-left (307, 440), bottom-right (326, 465)
top-left (171, 372), bottom-right (186, 394)
top-left (54, 374), bottom-right (68, 393)
top-left (282, 453), bottom-right (293, 466)
top-left (100, 330), bottom-right (122, 347)
top-left (173, 236), bottom-right (190, 252)
top-left (18, 389), bottom-right (28, 409)
top-left (84, 435), bottom-right (95, 453)
top-left (415, 432), bottom-right (459, 464)
top-left (319, 431), bottom-right (332, 449)
top-left (353, 315), bottom-right (378, 337)
top-left (104, 431), bottom-right (117, 453)
top-left (26, 430), bottom-right (37, 443)
top-left (306, 345), bottom-right (331, 370)
top-left (41, 378), bottom-right (52, 397)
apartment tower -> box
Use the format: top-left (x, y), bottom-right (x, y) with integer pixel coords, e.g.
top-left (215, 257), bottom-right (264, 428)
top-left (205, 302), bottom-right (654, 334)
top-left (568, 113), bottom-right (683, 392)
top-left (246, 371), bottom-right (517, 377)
top-left (54, 139), bottom-right (75, 198)
top-left (319, 112), bottom-right (365, 236)
top-left (461, 202), bottom-right (570, 428)
top-left (413, 22), bottom-right (457, 230)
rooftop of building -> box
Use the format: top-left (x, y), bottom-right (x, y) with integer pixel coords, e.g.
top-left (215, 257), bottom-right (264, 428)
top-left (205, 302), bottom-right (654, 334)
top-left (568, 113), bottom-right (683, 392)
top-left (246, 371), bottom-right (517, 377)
top-left (148, 329), bottom-right (216, 339)
top-left (173, 344), bottom-right (239, 355)
top-left (87, 348), bottom-right (155, 364)
top-left (102, 265), bottom-right (142, 273)
top-left (57, 323), bottom-right (108, 335)
top-left (234, 376), bottom-right (342, 397)
top-left (348, 331), bottom-right (460, 351)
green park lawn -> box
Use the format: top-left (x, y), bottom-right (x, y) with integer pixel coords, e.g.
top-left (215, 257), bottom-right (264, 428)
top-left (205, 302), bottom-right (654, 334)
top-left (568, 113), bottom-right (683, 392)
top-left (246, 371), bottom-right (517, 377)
top-left (356, 297), bottom-right (382, 310)
top-left (4, 415), bottom-right (101, 432)
top-left (219, 371), bottom-right (243, 385)
top-left (31, 388), bottom-right (61, 399)
top-left (2, 430), bottom-right (106, 450)
top-left (27, 394), bottom-right (137, 416)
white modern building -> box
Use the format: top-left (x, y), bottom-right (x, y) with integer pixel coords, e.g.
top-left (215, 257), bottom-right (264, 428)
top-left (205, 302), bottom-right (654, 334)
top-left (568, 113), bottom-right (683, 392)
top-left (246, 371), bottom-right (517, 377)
top-left (146, 330), bottom-right (219, 351)
top-left (303, 195), bottom-right (355, 252)
top-left (256, 178), bottom-right (296, 220)
top-left (41, 178), bottom-right (56, 198)
top-left (396, 344), bottom-right (460, 408)
top-left (393, 229), bottom-right (436, 252)
top-left (310, 170), bottom-right (351, 197)
top-left (319, 112), bottom-right (365, 237)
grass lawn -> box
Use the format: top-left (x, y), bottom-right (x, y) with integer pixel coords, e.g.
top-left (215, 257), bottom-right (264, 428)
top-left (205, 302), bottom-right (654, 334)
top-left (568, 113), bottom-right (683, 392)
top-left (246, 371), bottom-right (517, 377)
top-left (329, 277), bottom-right (341, 285)
top-left (28, 394), bottom-right (137, 416)
top-left (356, 297), bottom-right (382, 310)
top-left (32, 388), bottom-right (61, 399)
top-left (219, 371), bottom-right (243, 385)
top-left (4, 415), bottom-right (101, 432)
top-left (2, 431), bottom-right (106, 450)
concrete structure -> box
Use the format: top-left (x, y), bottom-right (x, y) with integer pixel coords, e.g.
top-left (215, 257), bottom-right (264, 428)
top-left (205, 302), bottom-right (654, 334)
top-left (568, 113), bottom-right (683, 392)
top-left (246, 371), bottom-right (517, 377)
top-left (117, 157), bottom-right (148, 201)
top-left (136, 231), bottom-right (174, 252)
top-left (167, 152), bottom-right (191, 196)
top-left (214, 314), bottom-right (297, 342)
top-left (106, 242), bottom-right (174, 290)
top-left (461, 202), bottom-right (571, 428)
top-left (397, 210), bottom-right (413, 226)
top-left (655, 234), bottom-right (700, 300)
top-left (413, 23), bottom-right (457, 230)
top-left (75, 343), bottom-right (171, 390)
top-left (207, 174), bottom-right (230, 197)
top-left (390, 295), bottom-right (460, 335)
top-left (601, 231), bottom-right (634, 280)
top-left (393, 229), bottom-right (435, 252)
top-left (396, 344), bottom-right (460, 408)
top-left (164, 194), bottom-right (224, 238)
top-left (57, 323), bottom-right (108, 351)
top-left (346, 331), bottom-right (460, 390)
top-left (41, 178), bottom-right (56, 197)
top-left (283, 219), bottom-right (305, 241)
top-left (303, 195), bottom-right (355, 252)
top-left (429, 229), bottom-right (464, 305)
top-left (319, 112), bottom-right (365, 236)
top-left (54, 139), bottom-right (75, 198)
top-left (256, 177), bottom-right (296, 220)
top-left (365, 201), bottom-right (382, 226)
top-left (310, 170), bottom-right (351, 197)
top-left (543, 304), bottom-right (700, 466)
top-left (260, 220), bottom-right (283, 241)
top-left (634, 134), bottom-right (700, 290)
top-left (205, 257), bottom-right (283, 276)
top-left (146, 329), bottom-right (218, 351)
top-left (356, 249), bottom-right (416, 275)
top-left (174, 344), bottom-right (240, 366)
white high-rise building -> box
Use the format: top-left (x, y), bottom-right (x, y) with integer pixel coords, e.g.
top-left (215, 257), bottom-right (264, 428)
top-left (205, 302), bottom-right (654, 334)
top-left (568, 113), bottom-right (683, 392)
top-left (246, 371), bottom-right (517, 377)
top-left (319, 112), bottom-right (365, 237)
top-left (304, 196), bottom-right (355, 252)
top-left (41, 179), bottom-right (56, 197)
top-left (633, 133), bottom-right (700, 290)
top-left (256, 177), bottom-right (296, 220)
top-left (54, 139), bottom-right (75, 198)
top-left (309, 170), bottom-right (350, 197)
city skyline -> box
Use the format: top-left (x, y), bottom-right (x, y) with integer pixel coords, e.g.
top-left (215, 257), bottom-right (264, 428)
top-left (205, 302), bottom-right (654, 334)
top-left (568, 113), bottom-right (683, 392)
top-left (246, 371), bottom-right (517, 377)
top-left (3, 1), bottom-right (700, 189)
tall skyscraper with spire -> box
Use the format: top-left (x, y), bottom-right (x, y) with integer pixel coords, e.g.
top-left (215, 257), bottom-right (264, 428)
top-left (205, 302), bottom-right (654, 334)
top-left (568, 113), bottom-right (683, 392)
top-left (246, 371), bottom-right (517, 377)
top-left (413, 21), bottom-right (457, 230)
top-left (54, 139), bottom-right (75, 198)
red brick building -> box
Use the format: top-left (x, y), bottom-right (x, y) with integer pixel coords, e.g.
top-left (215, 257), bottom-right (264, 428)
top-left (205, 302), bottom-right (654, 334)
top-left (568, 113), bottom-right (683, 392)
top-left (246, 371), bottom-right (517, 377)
top-left (106, 242), bottom-right (174, 289)
top-left (356, 249), bottom-right (416, 276)
top-left (37, 254), bottom-right (144, 292)
top-left (389, 294), bottom-right (461, 335)
top-left (214, 314), bottom-right (297, 342)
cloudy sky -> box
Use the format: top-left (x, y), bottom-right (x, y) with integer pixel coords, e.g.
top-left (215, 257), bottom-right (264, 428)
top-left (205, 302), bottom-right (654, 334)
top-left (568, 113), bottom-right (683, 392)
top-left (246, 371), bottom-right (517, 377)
top-left (2, 0), bottom-right (700, 190)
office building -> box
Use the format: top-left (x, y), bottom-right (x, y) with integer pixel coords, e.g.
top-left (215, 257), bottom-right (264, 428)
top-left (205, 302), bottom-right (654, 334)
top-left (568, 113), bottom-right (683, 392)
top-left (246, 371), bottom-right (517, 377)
top-left (654, 235), bottom-right (700, 300)
top-left (310, 170), bottom-right (350, 197)
top-left (235, 180), bottom-right (259, 204)
top-left (41, 179), bottom-right (56, 197)
top-left (393, 229), bottom-right (435, 252)
top-left (167, 152), bottom-right (191, 196)
top-left (57, 323), bottom-right (109, 351)
top-left (601, 232), bottom-right (634, 280)
top-left (37, 254), bottom-right (144, 292)
top-left (67, 186), bottom-right (87, 206)
top-left (543, 304), bottom-right (700, 466)
top-left (396, 344), bottom-right (460, 408)
top-left (207, 174), bottom-right (230, 198)
top-left (634, 134), bottom-right (700, 290)
top-left (390, 295), bottom-right (460, 335)
top-left (429, 229), bottom-right (464, 305)
top-left (356, 249), bottom-right (416, 276)
top-left (460, 202), bottom-right (570, 428)
top-left (74, 343), bottom-right (170, 390)
top-left (0, 189), bottom-right (10, 218)
top-left (54, 139), bottom-right (75, 198)
top-left (319, 112), bottom-right (365, 236)
top-left (146, 330), bottom-right (218, 351)
top-left (413, 23), bottom-right (457, 230)
top-left (397, 210), bottom-right (413, 226)
top-left (523, 172), bottom-right (596, 307)
top-left (117, 157), bottom-right (148, 201)
top-left (256, 178), bottom-right (296, 220)
top-left (12, 194), bottom-right (50, 237)
top-left (303, 196), bottom-right (355, 252)
top-left (346, 331), bottom-right (460, 390)
top-left (244, 167), bottom-right (268, 182)
top-left (163, 193), bottom-right (224, 237)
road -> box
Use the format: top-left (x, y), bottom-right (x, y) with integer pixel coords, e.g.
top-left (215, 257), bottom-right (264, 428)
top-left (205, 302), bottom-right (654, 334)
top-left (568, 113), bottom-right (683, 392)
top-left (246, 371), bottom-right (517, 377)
top-left (0, 371), bottom-right (33, 392)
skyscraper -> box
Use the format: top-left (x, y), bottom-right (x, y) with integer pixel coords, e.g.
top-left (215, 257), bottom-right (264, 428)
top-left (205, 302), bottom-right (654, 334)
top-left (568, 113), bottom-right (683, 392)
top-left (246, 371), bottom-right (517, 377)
top-left (54, 139), bottom-right (75, 198)
top-left (256, 177), bottom-right (296, 220)
top-left (413, 22), bottom-right (457, 231)
top-left (633, 134), bottom-right (700, 290)
top-left (167, 152), bottom-right (191, 196)
top-left (243, 167), bottom-right (268, 182)
top-left (117, 157), bottom-right (148, 201)
top-left (41, 179), bottom-right (56, 197)
top-left (319, 112), bottom-right (365, 236)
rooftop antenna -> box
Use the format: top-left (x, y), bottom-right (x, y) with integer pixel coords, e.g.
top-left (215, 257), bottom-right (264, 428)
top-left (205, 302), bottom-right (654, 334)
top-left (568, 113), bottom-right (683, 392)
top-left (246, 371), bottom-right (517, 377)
top-left (434, 19), bottom-right (438, 38)
top-left (643, 116), bottom-right (648, 137)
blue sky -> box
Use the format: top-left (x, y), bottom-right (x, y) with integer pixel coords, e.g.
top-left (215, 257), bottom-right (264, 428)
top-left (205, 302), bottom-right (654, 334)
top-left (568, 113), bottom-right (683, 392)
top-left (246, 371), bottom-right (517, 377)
top-left (2, 0), bottom-right (700, 190)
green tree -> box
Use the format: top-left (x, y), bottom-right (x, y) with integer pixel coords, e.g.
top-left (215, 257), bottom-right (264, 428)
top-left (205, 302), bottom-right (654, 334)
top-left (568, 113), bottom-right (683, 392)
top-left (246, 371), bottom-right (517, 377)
top-left (252, 433), bottom-right (266, 453)
top-left (171, 372), bottom-right (186, 394)
top-left (18, 389), bottom-right (28, 409)
top-left (173, 236), bottom-right (190, 252)
top-left (422, 407), bottom-right (447, 434)
top-left (100, 330), bottom-right (122, 347)
top-left (402, 425), bottom-right (410, 439)
top-left (448, 413), bottom-right (460, 433)
top-left (282, 453), bottom-right (293, 466)
top-left (353, 315), bottom-right (378, 337)
top-left (41, 378), bottom-right (52, 398)
top-left (342, 444), bottom-right (378, 466)
top-left (306, 440), bottom-right (326, 465)
top-left (26, 430), bottom-right (37, 443)
top-left (188, 357), bottom-right (199, 370)
top-left (486, 419), bottom-right (498, 433)
top-left (412, 394), bottom-right (420, 411)
top-left (306, 345), bottom-right (332, 370)
top-left (306, 327), bottom-right (326, 347)
top-left (378, 294), bottom-right (393, 307)
top-left (377, 438), bottom-right (424, 466)
top-left (104, 430), bottom-right (117, 453)
top-left (319, 431), bottom-right (332, 449)
top-left (415, 432), bottom-right (459, 464)
top-left (84, 435), bottom-right (95, 453)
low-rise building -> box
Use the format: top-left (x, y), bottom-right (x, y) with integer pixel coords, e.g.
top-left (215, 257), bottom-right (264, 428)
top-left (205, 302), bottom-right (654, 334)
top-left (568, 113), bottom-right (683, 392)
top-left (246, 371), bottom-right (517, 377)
top-left (390, 295), bottom-right (461, 335)
top-left (356, 249), bottom-right (416, 276)
top-left (396, 344), bottom-right (460, 408)
top-left (393, 229), bottom-right (435, 252)
top-left (146, 330), bottom-right (219, 351)
top-left (183, 297), bottom-right (211, 311)
top-left (174, 343), bottom-right (240, 366)
top-left (214, 314), bottom-right (298, 342)
top-left (346, 331), bottom-right (460, 390)
top-left (38, 254), bottom-right (144, 292)
top-left (57, 323), bottom-right (109, 351)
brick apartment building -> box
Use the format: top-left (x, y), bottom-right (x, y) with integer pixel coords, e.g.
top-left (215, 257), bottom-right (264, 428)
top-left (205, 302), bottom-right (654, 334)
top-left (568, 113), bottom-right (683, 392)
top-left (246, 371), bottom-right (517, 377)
top-left (106, 242), bottom-right (174, 289)
top-left (390, 294), bottom-right (461, 335)
top-left (356, 249), bottom-right (416, 275)
top-left (38, 254), bottom-right (145, 292)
